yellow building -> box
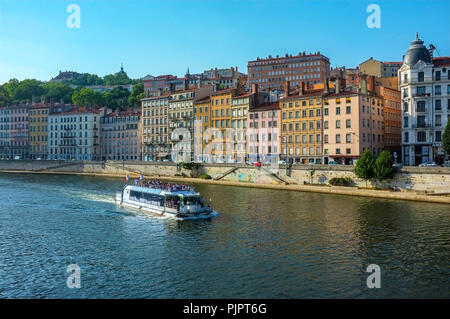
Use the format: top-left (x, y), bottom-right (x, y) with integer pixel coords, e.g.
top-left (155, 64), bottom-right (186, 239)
top-left (193, 97), bottom-right (211, 162)
top-left (231, 92), bottom-right (250, 162)
top-left (29, 104), bottom-right (49, 159)
top-left (210, 88), bottom-right (235, 162)
top-left (280, 83), bottom-right (324, 164)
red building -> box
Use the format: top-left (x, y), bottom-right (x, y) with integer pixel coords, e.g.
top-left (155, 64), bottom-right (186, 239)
top-left (247, 51), bottom-right (330, 92)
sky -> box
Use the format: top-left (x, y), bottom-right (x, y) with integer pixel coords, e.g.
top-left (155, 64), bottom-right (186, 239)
top-left (0, 0), bottom-right (449, 84)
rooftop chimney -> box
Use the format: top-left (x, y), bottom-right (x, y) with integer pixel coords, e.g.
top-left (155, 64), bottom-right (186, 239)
top-left (184, 79), bottom-right (189, 91)
top-left (359, 74), bottom-right (368, 94)
top-left (169, 83), bottom-right (176, 93)
top-left (324, 79), bottom-right (329, 94)
top-left (335, 78), bottom-right (341, 93)
top-left (299, 82), bottom-right (304, 96)
top-left (158, 88), bottom-right (163, 96)
top-left (283, 81), bottom-right (290, 97)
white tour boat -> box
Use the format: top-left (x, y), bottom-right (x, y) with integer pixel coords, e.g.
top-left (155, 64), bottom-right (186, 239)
top-left (115, 180), bottom-right (217, 219)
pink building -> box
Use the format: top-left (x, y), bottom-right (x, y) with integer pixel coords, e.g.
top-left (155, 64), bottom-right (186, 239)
top-left (100, 111), bottom-right (141, 161)
top-left (247, 102), bottom-right (281, 162)
top-left (0, 103), bottom-right (30, 159)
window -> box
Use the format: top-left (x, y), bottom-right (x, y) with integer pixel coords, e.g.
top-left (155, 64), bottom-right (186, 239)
top-left (346, 133), bottom-right (351, 143)
top-left (436, 131), bottom-right (442, 142)
top-left (346, 119), bottom-right (351, 128)
top-left (336, 134), bottom-right (341, 144)
top-left (417, 101), bottom-right (426, 112)
top-left (418, 71), bottom-right (424, 82)
top-left (436, 115), bottom-right (441, 126)
top-left (324, 135), bottom-right (328, 144)
top-left (346, 106), bottom-right (351, 114)
top-left (435, 86), bottom-right (441, 95)
top-left (336, 120), bottom-right (340, 128)
top-left (324, 108), bottom-right (328, 116)
top-left (336, 107), bottom-right (341, 115)
top-left (417, 131), bottom-right (426, 142)
top-left (436, 100), bottom-right (441, 111)
top-left (404, 117), bottom-right (409, 128)
top-left (435, 71), bottom-right (441, 81)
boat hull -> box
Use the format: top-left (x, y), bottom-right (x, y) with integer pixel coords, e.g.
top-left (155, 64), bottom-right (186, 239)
top-left (115, 195), bottom-right (217, 220)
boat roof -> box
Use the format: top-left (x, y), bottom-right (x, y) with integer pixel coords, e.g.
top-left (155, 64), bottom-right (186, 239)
top-left (127, 185), bottom-right (199, 196)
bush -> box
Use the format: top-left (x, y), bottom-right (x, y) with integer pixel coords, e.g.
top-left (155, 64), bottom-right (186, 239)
top-left (199, 174), bottom-right (212, 180)
top-left (182, 162), bottom-right (200, 170)
top-left (374, 150), bottom-right (394, 180)
top-left (329, 177), bottom-right (353, 186)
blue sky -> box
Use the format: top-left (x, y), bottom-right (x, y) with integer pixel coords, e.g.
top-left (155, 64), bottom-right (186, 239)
top-left (0, 0), bottom-right (449, 84)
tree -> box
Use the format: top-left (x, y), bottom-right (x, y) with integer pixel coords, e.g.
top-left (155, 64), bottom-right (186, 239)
top-left (374, 150), bottom-right (394, 180)
top-left (72, 88), bottom-right (105, 107)
top-left (127, 83), bottom-right (144, 108)
top-left (443, 122), bottom-right (450, 156)
top-left (354, 149), bottom-right (375, 187)
top-left (41, 82), bottom-right (74, 103)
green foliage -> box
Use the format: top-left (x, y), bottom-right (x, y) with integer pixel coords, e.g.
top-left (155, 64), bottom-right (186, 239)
top-left (59, 73), bottom-right (104, 86)
top-left (443, 122), bottom-right (450, 156)
top-left (104, 72), bottom-right (131, 86)
top-left (72, 88), bottom-right (105, 107)
top-left (181, 162), bottom-right (200, 170)
top-left (127, 83), bottom-right (145, 108)
top-left (199, 174), bottom-right (212, 179)
top-left (354, 150), bottom-right (375, 183)
top-left (374, 150), bottom-right (394, 180)
top-left (41, 82), bottom-right (74, 103)
top-left (329, 177), bottom-right (353, 186)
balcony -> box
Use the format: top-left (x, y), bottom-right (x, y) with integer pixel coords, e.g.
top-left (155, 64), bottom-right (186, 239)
top-left (412, 123), bottom-right (432, 128)
top-left (412, 93), bottom-right (430, 98)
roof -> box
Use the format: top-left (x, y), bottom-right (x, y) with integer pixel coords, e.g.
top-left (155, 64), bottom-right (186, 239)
top-left (50, 107), bottom-right (102, 115)
top-left (105, 111), bottom-right (141, 118)
top-left (403, 33), bottom-right (432, 66)
top-left (280, 88), bottom-right (326, 101)
top-left (249, 102), bottom-right (279, 112)
top-left (433, 57), bottom-right (450, 67)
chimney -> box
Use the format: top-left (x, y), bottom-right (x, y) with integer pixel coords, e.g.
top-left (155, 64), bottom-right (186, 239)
top-left (252, 83), bottom-right (259, 94)
top-left (169, 82), bottom-right (176, 93)
top-left (359, 74), bottom-right (368, 94)
top-left (335, 77), bottom-right (341, 93)
top-left (283, 81), bottom-right (290, 97)
top-left (299, 81), bottom-right (304, 96)
top-left (158, 88), bottom-right (163, 96)
top-left (197, 79), bottom-right (202, 89)
top-left (324, 79), bottom-right (329, 94)
top-left (184, 79), bottom-right (189, 91)
top-left (367, 75), bottom-right (375, 92)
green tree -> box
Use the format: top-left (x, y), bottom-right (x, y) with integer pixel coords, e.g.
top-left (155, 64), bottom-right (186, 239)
top-left (104, 86), bottom-right (131, 110)
top-left (72, 88), bottom-right (105, 107)
top-left (0, 85), bottom-right (11, 107)
top-left (127, 83), bottom-right (145, 108)
top-left (354, 149), bottom-right (375, 187)
top-left (11, 79), bottom-right (44, 102)
top-left (41, 82), bottom-right (74, 103)
top-left (443, 122), bottom-right (450, 156)
top-left (104, 72), bottom-right (131, 86)
top-left (374, 150), bottom-right (394, 180)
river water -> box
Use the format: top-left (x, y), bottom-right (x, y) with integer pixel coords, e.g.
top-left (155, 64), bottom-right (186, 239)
top-left (0, 173), bottom-right (449, 298)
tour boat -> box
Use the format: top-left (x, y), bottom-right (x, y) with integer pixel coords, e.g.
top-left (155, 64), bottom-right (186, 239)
top-left (115, 180), bottom-right (217, 220)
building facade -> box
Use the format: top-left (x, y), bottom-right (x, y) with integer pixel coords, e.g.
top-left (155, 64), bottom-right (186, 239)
top-left (100, 111), bottom-right (141, 161)
top-left (399, 34), bottom-right (450, 165)
top-left (248, 51), bottom-right (330, 92)
top-left (0, 104), bottom-right (30, 159)
top-left (323, 77), bottom-right (385, 165)
top-left (280, 82), bottom-right (325, 164)
top-left (29, 104), bottom-right (49, 159)
top-left (247, 102), bottom-right (280, 163)
top-left (48, 108), bottom-right (102, 161)
top-left (141, 93), bottom-right (170, 161)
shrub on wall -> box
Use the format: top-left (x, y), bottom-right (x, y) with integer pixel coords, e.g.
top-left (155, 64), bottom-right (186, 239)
top-left (329, 177), bottom-right (353, 186)
top-left (199, 174), bottom-right (212, 179)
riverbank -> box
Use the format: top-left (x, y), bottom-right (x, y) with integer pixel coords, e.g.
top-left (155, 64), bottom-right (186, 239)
top-left (2, 169), bottom-right (449, 204)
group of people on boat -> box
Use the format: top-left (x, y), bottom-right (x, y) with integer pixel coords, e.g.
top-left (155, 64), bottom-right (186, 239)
top-left (135, 179), bottom-right (192, 192)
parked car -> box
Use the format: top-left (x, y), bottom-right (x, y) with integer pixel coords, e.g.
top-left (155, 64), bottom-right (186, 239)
top-left (328, 161), bottom-right (338, 165)
top-left (278, 160), bottom-right (286, 165)
top-left (392, 163), bottom-right (403, 168)
top-left (252, 161), bottom-right (261, 167)
top-left (36, 157), bottom-right (42, 160)
top-left (14, 156), bottom-right (21, 160)
top-left (419, 161), bottom-right (437, 167)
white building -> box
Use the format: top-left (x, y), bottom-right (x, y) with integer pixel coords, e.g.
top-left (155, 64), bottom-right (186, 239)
top-left (48, 108), bottom-right (102, 160)
top-left (399, 34), bottom-right (450, 165)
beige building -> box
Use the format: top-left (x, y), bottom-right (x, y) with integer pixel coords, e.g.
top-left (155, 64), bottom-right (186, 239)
top-left (323, 76), bottom-right (385, 164)
top-left (29, 104), bottom-right (49, 159)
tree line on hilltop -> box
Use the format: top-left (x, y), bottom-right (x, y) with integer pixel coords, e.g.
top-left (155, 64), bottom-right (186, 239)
top-left (0, 77), bottom-right (145, 110)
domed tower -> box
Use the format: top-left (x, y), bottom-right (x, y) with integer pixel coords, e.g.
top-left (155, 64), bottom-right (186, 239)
top-left (403, 33), bottom-right (432, 66)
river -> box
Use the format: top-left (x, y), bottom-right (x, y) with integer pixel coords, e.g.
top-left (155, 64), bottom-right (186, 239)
top-left (0, 173), bottom-right (448, 298)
